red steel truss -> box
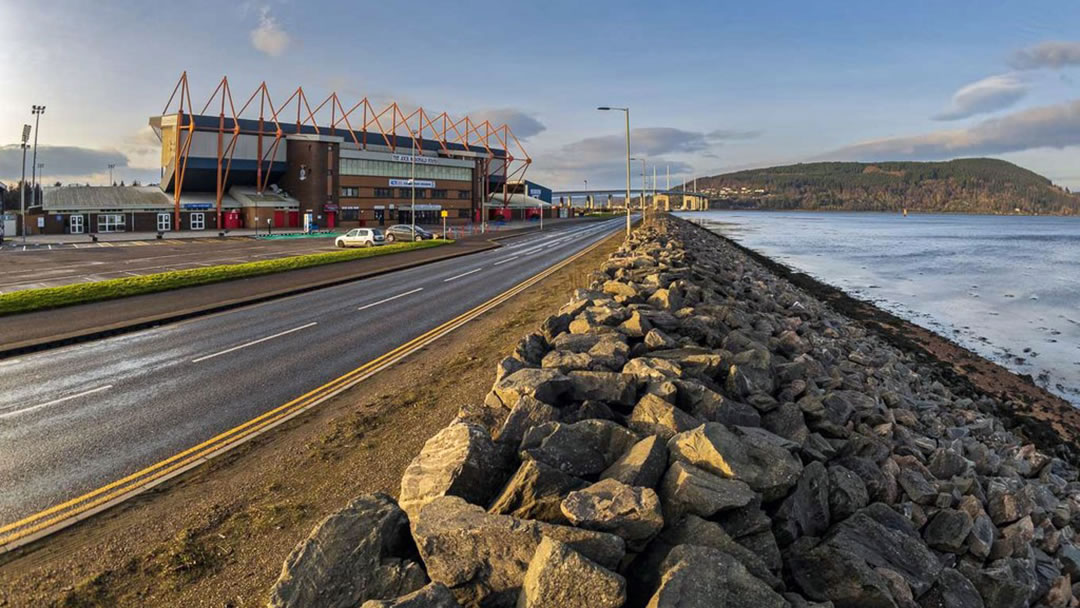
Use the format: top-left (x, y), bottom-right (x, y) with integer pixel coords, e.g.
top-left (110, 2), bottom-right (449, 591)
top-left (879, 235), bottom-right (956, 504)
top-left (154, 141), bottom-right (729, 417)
top-left (161, 72), bottom-right (532, 231)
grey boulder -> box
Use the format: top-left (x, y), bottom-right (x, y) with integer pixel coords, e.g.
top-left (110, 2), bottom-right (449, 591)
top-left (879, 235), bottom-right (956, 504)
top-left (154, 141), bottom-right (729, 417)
top-left (411, 497), bottom-right (625, 608)
top-left (399, 422), bottom-right (512, 520)
top-left (360, 583), bottom-right (461, 608)
top-left (517, 536), bottom-right (626, 608)
top-left (561, 478), bottom-right (664, 547)
top-left (269, 493), bottom-right (427, 608)
top-left (668, 422), bottom-right (803, 501)
top-left (520, 420), bottom-right (638, 477)
top-left (647, 545), bottom-right (787, 608)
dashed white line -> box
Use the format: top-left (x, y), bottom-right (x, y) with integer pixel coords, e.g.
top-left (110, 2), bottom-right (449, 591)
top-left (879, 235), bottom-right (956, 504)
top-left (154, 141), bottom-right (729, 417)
top-left (493, 256), bottom-right (519, 266)
top-left (443, 268), bottom-right (483, 282)
top-left (357, 287), bottom-right (425, 311)
top-left (0, 385), bottom-right (114, 420)
top-left (192, 322), bottom-right (318, 363)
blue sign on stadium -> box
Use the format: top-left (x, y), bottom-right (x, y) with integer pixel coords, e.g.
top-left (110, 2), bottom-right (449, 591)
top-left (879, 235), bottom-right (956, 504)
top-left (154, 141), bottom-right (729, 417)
top-left (182, 203), bottom-right (213, 210)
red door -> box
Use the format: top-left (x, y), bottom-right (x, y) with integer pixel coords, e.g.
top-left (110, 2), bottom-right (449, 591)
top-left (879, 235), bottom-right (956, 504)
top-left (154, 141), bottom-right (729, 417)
top-left (326, 212), bottom-right (336, 229)
top-left (288, 211), bottom-right (299, 227)
top-left (273, 210), bottom-right (285, 229)
top-left (224, 211), bottom-right (242, 229)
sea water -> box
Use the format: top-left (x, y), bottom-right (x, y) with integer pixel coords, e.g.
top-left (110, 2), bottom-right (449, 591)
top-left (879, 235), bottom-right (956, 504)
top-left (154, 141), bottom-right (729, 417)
top-left (676, 210), bottom-right (1080, 406)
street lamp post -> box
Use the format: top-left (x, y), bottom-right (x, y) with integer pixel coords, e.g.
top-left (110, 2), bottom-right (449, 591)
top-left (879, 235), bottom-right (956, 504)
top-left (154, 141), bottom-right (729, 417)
top-left (30, 105), bottom-right (45, 210)
top-left (631, 157), bottom-right (646, 221)
top-left (597, 106), bottom-right (631, 236)
top-left (19, 124), bottom-right (30, 243)
top-left (410, 136), bottom-right (416, 240)
top-left (583, 179), bottom-right (588, 210)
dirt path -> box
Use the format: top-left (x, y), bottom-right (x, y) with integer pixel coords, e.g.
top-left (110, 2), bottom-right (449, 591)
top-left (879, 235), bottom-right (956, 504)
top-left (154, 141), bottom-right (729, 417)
top-left (0, 231), bottom-right (624, 608)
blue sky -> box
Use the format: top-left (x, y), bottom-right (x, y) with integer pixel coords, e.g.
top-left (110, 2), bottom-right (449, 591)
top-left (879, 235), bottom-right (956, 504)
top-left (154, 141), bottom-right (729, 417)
top-left (4, 0), bottom-right (1080, 189)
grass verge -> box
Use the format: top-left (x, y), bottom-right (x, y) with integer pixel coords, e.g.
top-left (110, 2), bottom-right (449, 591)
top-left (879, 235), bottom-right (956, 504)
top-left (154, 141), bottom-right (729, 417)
top-left (0, 240), bottom-right (450, 316)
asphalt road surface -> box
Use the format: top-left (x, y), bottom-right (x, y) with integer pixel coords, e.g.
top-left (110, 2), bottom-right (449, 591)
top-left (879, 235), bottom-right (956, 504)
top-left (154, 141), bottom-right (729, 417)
top-left (0, 237), bottom-right (342, 294)
top-left (0, 219), bottom-right (624, 526)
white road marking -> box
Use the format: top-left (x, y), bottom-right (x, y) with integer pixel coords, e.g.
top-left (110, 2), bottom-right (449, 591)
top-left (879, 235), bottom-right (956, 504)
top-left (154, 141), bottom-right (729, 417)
top-left (357, 287), bottom-right (425, 311)
top-left (192, 321), bottom-right (318, 363)
top-left (493, 256), bottom-right (519, 266)
top-left (443, 268), bottom-right (483, 282)
top-left (0, 385), bottom-right (113, 420)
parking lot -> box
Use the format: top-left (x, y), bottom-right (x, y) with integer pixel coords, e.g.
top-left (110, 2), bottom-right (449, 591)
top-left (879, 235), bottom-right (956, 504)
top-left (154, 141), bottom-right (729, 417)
top-left (0, 236), bottom-right (341, 293)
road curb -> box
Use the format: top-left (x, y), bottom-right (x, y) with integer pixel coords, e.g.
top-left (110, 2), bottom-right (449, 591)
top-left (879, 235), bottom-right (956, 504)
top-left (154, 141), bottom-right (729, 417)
top-left (0, 229), bottom-right (542, 359)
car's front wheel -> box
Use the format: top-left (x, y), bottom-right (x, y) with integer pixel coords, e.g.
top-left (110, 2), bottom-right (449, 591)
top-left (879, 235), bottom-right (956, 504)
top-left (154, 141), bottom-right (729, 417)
top-left (386, 234), bottom-right (396, 242)
top-left (365, 241), bottom-right (373, 247)
top-left (335, 240), bottom-right (345, 248)
top-left (415, 235), bottom-right (423, 241)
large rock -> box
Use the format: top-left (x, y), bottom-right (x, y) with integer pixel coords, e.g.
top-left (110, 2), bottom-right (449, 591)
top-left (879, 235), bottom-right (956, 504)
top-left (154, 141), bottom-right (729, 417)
top-left (649, 348), bottom-right (727, 379)
top-left (399, 422), bottom-right (512, 519)
top-left (774, 461), bottom-right (831, 546)
top-left (827, 464), bottom-right (869, 521)
top-left (916, 569), bottom-right (983, 608)
top-left (518, 536), bottom-right (626, 608)
top-left (520, 420), bottom-right (639, 477)
top-left (667, 422), bottom-right (803, 501)
top-left (660, 460), bottom-right (757, 520)
top-left (360, 583), bottom-right (461, 608)
top-left (967, 558), bottom-right (1036, 608)
top-left (661, 515), bottom-right (782, 589)
top-left (629, 393), bottom-right (702, 441)
top-left (725, 349), bottom-right (775, 398)
top-left (789, 503), bottom-right (942, 607)
top-left (494, 395), bottom-right (559, 445)
top-left (922, 509), bottom-right (973, 554)
top-left (601, 435), bottom-right (668, 489)
top-left (487, 459), bottom-right (587, 524)
top-left (561, 478), bottom-right (664, 547)
top-left (674, 379), bottom-right (761, 427)
top-left (411, 497), bottom-right (625, 608)
top-left (566, 371), bottom-right (637, 406)
top-left (647, 545), bottom-right (787, 608)
top-left (269, 493), bottom-right (427, 608)
top-left (486, 368), bottom-right (572, 410)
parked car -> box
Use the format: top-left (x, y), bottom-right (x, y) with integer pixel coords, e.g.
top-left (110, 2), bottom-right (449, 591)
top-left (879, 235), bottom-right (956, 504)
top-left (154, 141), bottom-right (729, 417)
top-left (384, 224), bottom-right (434, 242)
top-left (335, 228), bottom-right (385, 248)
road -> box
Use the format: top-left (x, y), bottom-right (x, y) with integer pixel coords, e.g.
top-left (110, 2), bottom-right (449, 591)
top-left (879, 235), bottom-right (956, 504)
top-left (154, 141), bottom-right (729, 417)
top-left (0, 219), bottom-right (623, 530)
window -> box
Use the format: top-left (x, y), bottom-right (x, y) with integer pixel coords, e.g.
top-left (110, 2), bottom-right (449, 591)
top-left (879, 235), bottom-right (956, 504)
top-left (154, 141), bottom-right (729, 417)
top-left (431, 189), bottom-right (448, 199)
top-left (190, 212), bottom-right (205, 230)
top-left (397, 188), bottom-right (411, 198)
top-left (458, 190), bottom-right (470, 199)
top-left (98, 214), bottom-right (125, 232)
top-left (339, 157), bottom-right (472, 182)
top-left (157, 213), bottom-right (171, 231)
top-left (374, 187), bottom-right (391, 197)
top-left (458, 208), bottom-right (471, 218)
top-left (341, 207), bottom-right (359, 221)
top-left (341, 186), bottom-right (360, 198)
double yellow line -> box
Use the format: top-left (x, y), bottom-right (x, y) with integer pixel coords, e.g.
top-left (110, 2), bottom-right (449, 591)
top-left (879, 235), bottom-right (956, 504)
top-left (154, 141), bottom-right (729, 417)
top-left (0, 226), bottom-right (617, 552)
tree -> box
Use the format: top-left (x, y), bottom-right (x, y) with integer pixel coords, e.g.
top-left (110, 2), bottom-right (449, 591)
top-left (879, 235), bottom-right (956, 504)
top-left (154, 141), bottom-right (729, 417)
top-left (119, 180), bottom-right (125, 187)
top-left (132, 179), bottom-right (141, 186)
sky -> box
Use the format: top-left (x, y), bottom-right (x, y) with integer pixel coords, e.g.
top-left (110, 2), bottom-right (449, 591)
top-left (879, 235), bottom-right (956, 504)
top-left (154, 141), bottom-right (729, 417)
top-left (4, 0), bottom-right (1080, 190)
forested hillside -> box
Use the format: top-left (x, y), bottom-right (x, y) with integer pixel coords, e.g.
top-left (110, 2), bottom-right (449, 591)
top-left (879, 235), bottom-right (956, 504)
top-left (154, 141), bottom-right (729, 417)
top-left (696, 159), bottom-right (1080, 215)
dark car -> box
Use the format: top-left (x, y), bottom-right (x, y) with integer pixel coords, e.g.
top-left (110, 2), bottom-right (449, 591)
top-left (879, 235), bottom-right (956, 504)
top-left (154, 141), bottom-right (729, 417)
top-left (384, 224), bottom-right (434, 242)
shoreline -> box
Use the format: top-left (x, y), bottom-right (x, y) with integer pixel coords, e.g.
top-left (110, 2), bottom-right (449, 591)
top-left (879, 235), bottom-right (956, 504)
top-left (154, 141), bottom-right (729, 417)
top-left (693, 221), bottom-right (1080, 464)
top-left (267, 212), bottom-right (1080, 607)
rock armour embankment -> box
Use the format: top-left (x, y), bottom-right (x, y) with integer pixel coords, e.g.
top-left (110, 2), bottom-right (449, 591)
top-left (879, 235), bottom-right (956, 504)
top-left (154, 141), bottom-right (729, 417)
top-left (267, 215), bottom-right (1080, 608)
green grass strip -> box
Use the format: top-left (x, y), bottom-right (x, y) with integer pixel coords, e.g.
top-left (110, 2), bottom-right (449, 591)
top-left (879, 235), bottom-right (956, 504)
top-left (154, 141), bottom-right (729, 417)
top-left (0, 240), bottom-right (451, 316)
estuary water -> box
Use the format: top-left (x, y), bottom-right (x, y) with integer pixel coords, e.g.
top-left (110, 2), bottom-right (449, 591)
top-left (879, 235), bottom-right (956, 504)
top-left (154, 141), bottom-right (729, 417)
top-left (676, 210), bottom-right (1080, 406)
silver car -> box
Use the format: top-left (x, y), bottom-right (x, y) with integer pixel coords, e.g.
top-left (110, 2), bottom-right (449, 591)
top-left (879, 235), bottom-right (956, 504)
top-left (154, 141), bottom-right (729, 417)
top-left (335, 228), bottom-right (385, 248)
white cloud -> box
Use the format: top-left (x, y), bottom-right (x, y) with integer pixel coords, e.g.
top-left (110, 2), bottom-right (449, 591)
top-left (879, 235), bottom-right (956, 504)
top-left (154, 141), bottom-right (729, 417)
top-left (1010, 41), bottom-right (1080, 70)
top-left (934, 74), bottom-right (1028, 121)
top-left (0, 145), bottom-right (129, 183)
top-left (822, 98), bottom-right (1080, 161)
top-left (250, 6), bottom-right (291, 57)
top-left (467, 109), bottom-right (546, 139)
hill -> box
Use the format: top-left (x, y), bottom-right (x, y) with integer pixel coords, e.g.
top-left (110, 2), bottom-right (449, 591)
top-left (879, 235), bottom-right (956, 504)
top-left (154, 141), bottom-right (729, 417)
top-left (694, 158), bottom-right (1080, 215)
